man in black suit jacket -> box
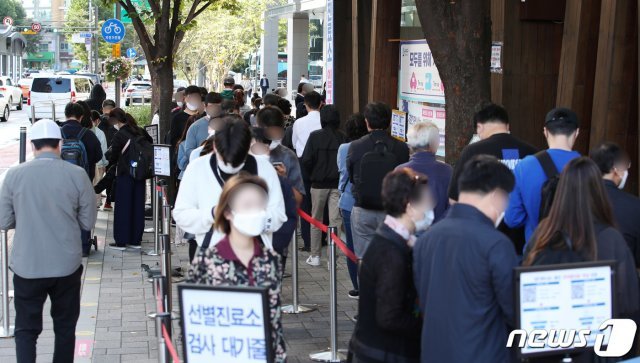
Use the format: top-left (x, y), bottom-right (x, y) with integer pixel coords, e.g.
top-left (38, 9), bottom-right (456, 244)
top-left (260, 74), bottom-right (269, 97)
top-left (591, 142), bottom-right (640, 267)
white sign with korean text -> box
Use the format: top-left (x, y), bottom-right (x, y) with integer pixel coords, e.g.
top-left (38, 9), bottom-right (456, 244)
top-left (153, 145), bottom-right (171, 177)
top-left (179, 285), bottom-right (272, 363)
top-left (391, 110), bottom-right (407, 142)
top-left (324, 0), bottom-right (334, 104)
top-left (399, 40), bottom-right (445, 103)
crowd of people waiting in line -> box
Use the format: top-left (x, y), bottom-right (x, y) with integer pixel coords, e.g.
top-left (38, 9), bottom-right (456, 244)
top-left (1, 73), bottom-right (640, 362)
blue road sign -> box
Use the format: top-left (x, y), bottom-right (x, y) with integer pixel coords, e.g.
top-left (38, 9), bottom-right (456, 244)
top-left (126, 48), bottom-right (137, 58)
top-left (101, 19), bottom-right (125, 44)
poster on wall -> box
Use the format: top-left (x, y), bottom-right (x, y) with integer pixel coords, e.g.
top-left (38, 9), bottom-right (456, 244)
top-left (399, 40), bottom-right (445, 103)
top-left (491, 42), bottom-right (503, 73)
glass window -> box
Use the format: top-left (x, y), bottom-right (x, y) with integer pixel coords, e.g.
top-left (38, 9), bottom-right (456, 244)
top-left (31, 78), bottom-right (71, 93)
top-left (74, 78), bottom-right (90, 93)
top-left (39, 43), bottom-right (49, 52)
top-left (6, 79), bottom-right (12, 86)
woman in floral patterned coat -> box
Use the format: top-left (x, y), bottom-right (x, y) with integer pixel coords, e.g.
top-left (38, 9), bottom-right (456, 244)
top-left (187, 173), bottom-right (286, 362)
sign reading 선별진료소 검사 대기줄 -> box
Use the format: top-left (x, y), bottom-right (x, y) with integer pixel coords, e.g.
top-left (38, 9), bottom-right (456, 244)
top-left (153, 145), bottom-right (171, 177)
top-left (178, 284), bottom-right (274, 363)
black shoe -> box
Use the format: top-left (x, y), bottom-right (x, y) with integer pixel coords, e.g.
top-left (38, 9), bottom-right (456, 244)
top-left (283, 272), bottom-right (292, 278)
top-left (348, 290), bottom-right (359, 299)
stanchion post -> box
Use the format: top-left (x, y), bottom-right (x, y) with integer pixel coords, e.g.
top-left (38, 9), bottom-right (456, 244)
top-left (281, 223), bottom-right (317, 314)
top-left (309, 226), bottom-right (346, 362)
top-left (155, 312), bottom-right (171, 363)
top-left (51, 101), bottom-right (56, 123)
top-left (160, 234), bottom-right (173, 321)
top-left (158, 180), bottom-right (171, 237)
top-left (147, 275), bottom-right (166, 319)
top-left (146, 177), bottom-right (160, 256)
top-left (30, 104), bottom-right (35, 124)
top-left (0, 230), bottom-right (14, 338)
top-left (19, 127), bottom-right (26, 164)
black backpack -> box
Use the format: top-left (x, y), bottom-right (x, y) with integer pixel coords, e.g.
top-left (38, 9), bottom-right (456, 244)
top-left (536, 151), bottom-right (560, 221)
top-left (355, 138), bottom-right (397, 210)
top-left (60, 128), bottom-right (91, 175)
top-left (123, 132), bottom-right (154, 181)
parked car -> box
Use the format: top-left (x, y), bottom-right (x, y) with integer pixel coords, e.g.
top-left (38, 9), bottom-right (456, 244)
top-left (125, 81), bottom-right (152, 106)
top-left (18, 78), bottom-right (33, 101)
top-left (28, 76), bottom-right (94, 123)
top-left (0, 93), bottom-right (9, 122)
top-left (0, 76), bottom-right (24, 110)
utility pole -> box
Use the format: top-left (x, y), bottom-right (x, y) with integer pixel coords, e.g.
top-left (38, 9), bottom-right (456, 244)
top-left (94, 5), bottom-right (99, 75)
top-left (115, 3), bottom-right (121, 106)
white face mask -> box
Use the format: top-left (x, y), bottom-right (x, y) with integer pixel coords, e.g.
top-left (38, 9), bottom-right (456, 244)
top-left (414, 209), bottom-right (435, 232)
top-left (186, 102), bottom-right (199, 111)
top-left (177, 101), bottom-right (184, 108)
top-left (114, 124), bottom-right (121, 130)
top-left (269, 139), bottom-right (282, 151)
top-left (217, 156), bottom-right (244, 174)
top-left (495, 211), bottom-right (505, 228)
top-left (619, 170), bottom-right (629, 190)
top-left (232, 210), bottom-right (267, 236)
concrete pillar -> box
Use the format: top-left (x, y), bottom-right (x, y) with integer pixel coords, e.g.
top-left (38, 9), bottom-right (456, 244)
top-left (260, 14), bottom-right (279, 95)
top-left (287, 13), bottom-right (309, 99)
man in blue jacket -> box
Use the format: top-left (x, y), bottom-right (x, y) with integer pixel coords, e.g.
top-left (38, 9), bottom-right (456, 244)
top-left (505, 107), bottom-right (581, 246)
top-left (413, 155), bottom-right (518, 363)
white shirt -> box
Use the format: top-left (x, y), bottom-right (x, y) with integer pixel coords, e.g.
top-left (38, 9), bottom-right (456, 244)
top-left (173, 153), bottom-right (287, 249)
top-left (291, 110), bottom-right (321, 157)
top-left (92, 126), bottom-right (108, 167)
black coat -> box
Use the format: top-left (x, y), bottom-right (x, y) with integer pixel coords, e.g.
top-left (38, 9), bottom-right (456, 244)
top-left (301, 127), bottom-right (345, 188)
top-left (106, 125), bottom-right (153, 177)
top-left (350, 223), bottom-right (421, 363)
top-left (604, 180), bottom-right (640, 267)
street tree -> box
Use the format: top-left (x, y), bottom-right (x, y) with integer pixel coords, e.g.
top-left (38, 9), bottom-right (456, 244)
top-left (102, 0), bottom-right (241, 138)
top-left (174, 0), bottom-right (268, 90)
top-left (414, 0), bottom-right (491, 162)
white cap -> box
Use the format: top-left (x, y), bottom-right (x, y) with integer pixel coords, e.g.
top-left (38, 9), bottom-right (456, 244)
top-left (30, 119), bottom-right (62, 140)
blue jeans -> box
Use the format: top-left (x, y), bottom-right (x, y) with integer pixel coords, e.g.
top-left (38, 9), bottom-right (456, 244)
top-left (341, 208), bottom-right (358, 291)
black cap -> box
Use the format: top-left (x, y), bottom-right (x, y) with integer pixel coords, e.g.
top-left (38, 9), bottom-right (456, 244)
top-left (223, 76), bottom-right (235, 85)
top-left (545, 107), bottom-right (579, 127)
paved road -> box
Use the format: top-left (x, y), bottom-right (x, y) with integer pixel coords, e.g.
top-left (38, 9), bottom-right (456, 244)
top-left (0, 104), bottom-right (32, 182)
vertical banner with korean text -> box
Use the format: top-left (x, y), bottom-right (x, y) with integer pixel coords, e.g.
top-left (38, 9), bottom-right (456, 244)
top-left (325, 0), bottom-right (334, 104)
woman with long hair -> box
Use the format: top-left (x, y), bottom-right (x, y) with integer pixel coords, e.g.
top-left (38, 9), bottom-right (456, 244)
top-left (524, 157), bottom-right (639, 318)
top-left (105, 108), bottom-right (153, 251)
top-left (187, 173), bottom-right (286, 362)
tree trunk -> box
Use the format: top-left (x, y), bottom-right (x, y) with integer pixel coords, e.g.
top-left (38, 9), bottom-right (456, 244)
top-left (150, 59), bottom-right (175, 142)
top-left (414, 0), bottom-right (492, 164)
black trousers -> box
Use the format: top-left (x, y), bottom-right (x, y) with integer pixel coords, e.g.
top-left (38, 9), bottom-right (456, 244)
top-left (14, 266), bottom-right (83, 363)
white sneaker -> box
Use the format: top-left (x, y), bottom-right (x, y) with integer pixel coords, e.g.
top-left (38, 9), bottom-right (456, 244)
top-left (306, 255), bottom-right (321, 267)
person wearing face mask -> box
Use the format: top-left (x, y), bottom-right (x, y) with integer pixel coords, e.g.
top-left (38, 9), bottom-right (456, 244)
top-left (174, 115), bottom-right (286, 262)
top-left (397, 122), bottom-right (452, 224)
top-left (169, 85), bottom-right (203, 150)
top-left (183, 92), bottom-right (224, 168)
top-left (413, 155), bottom-right (517, 363)
top-left (523, 158), bottom-right (639, 348)
top-left (256, 106), bottom-right (305, 205)
top-left (301, 105), bottom-right (346, 266)
top-left (505, 107), bottom-right (581, 249)
top-left (187, 173), bottom-right (287, 363)
top-left (590, 143), bottom-right (640, 268)
top-left (349, 168), bottom-right (430, 363)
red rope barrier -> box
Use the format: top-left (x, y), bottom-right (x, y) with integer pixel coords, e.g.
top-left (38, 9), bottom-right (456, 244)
top-left (297, 209), bottom-right (358, 263)
top-left (155, 282), bottom-right (181, 363)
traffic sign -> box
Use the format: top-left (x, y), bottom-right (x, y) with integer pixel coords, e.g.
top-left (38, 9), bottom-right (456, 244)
top-left (31, 22), bottom-right (41, 32)
top-left (101, 19), bottom-right (125, 44)
top-left (112, 44), bottom-right (121, 57)
top-left (3, 17), bottom-right (13, 27)
top-left (79, 32), bottom-right (92, 38)
top-left (126, 48), bottom-right (137, 58)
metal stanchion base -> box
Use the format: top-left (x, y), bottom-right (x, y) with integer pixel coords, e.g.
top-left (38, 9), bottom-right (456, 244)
top-left (144, 250), bottom-right (160, 256)
top-left (309, 349), bottom-right (348, 362)
top-left (144, 227), bottom-right (155, 233)
top-left (0, 326), bottom-right (14, 338)
top-left (281, 304), bottom-right (317, 314)
top-left (147, 311), bottom-right (179, 320)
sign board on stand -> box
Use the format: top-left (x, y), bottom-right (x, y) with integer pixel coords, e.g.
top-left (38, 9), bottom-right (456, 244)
top-left (324, 0), bottom-right (334, 104)
top-left (178, 284), bottom-right (274, 363)
top-left (514, 261), bottom-right (614, 358)
top-left (391, 110), bottom-right (408, 142)
top-left (153, 144), bottom-right (171, 177)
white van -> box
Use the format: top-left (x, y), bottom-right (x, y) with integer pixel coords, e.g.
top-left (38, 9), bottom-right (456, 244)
top-left (28, 76), bottom-right (93, 123)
